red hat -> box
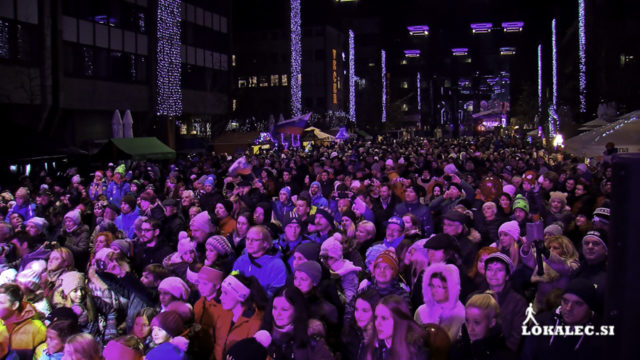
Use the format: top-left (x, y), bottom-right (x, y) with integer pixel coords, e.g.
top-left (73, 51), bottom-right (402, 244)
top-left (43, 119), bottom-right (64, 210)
top-left (374, 250), bottom-right (399, 277)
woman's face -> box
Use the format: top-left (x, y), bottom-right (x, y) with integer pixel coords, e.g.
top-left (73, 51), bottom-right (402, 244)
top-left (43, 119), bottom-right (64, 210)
top-left (158, 290), bottom-right (175, 308)
top-left (374, 304), bottom-right (394, 341)
top-left (69, 287), bottom-right (85, 304)
top-left (46, 329), bottom-right (64, 354)
top-left (47, 251), bottom-right (64, 271)
top-left (94, 235), bottom-right (108, 252)
top-left (253, 207), bottom-right (265, 224)
top-left (236, 216), bottom-right (250, 236)
top-left (205, 244), bottom-right (219, 264)
top-left (293, 271), bottom-right (314, 294)
top-left (354, 298), bottom-right (374, 329)
top-left (402, 216), bottom-right (414, 231)
top-left (476, 254), bottom-right (490, 276)
top-left (548, 241), bottom-right (564, 257)
top-left (219, 287), bottom-right (242, 310)
top-left (465, 306), bottom-right (493, 342)
top-left (151, 326), bottom-right (170, 345)
top-left (482, 205), bottom-right (496, 220)
top-left (499, 196), bottom-right (511, 210)
top-left (355, 225), bottom-right (370, 243)
top-left (272, 296), bottom-right (295, 328)
top-left (498, 231), bottom-right (516, 249)
top-left (133, 315), bottom-right (151, 339)
top-left (432, 186), bottom-right (442, 197)
top-left (62, 344), bottom-right (82, 360)
top-left (550, 198), bottom-right (564, 213)
top-left (93, 204), bottom-right (104, 217)
top-left (429, 277), bottom-right (449, 304)
top-left (198, 278), bottom-right (220, 299)
top-left (63, 217), bottom-right (76, 232)
top-left (427, 249), bottom-right (445, 265)
top-left (292, 253), bottom-right (309, 270)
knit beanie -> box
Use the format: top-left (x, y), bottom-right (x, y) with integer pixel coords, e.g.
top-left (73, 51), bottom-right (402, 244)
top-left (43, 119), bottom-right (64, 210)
top-left (151, 311), bottom-right (185, 338)
top-left (226, 337), bottom-right (268, 360)
top-left (25, 217), bottom-right (48, 233)
top-left (122, 194), bottom-right (137, 209)
top-left (424, 233), bottom-right (457, 251)
top-left (484, 252), bottom-right (515, 274)
top-left (341, 210), bottom-right (357, 224)
top-left (198, 266), bottom-right (224, 284)
top-left (158, 277), bottom-right (190, 301)
top-left (315, 207), bottom-right (335, 226)
top-left (115, 164), bottom-right (126, 176)
top-left (544, 224), bottom-right (564, 237)
top-left (386, 216), bottom-right (405, 231)
top-left (64, 209), bottom-right (81, 226)
top-left (498, 220), bottom-right (521, 242)
top-left (177, 236), bottom-right (196, 258)
top-left (205, 235), bottom-right (233, 257)
top-left (279, 187), bottom-right (291, 197)
top-left (219, 200), bottom-right (234, 215)
top-left (103, 339), bottom-right (143, 360)
top-left (57, 271), bottom-right (86, 296)
top-left (512, 194), bottom-right (530, 213)
top-left (294, 261), bottom-right (322, 286)
top-left (221, 275), bottom-right (250, 302)
top-left (563, 278), bottom-right (599, 311)
top-left (15, 260), bottom-right (46, 291)
top-left (140, 190), bottom-right (157, 203)
top-left (374, 250), bottom-right (399, 277)
top-left (365, 244), bottom-right (387, 268)
top-left (294, 242), bottom-right (321, 262)
top-left (319, 238), bottom-right (342, 259)
top-left (310, 181), bottom-right (322, 190)
top-left (522, 170), bottom-right (537, 185)
top-left (583, 230), bottom-right (608, 250)
top-left (444, 163), bottom-right (458, 175)
top-left (204, 176), bottom-right (215, 187)
top-left (592, 207), bottom-right (610, 224)
top-left (502, 184), bottom-right (516, 198)
top-left (190, 211), bottom-right (214, 234)
top-left (549, 191), bottom-right (568, 206)
top-left (111, 239), bottom-right (132, 257)
top-left (283, 213), bottom-right (301, 227)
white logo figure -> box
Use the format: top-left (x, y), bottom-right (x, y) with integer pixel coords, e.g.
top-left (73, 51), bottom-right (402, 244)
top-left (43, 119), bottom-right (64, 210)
top-left (523, 303), bottom-right (539, 326)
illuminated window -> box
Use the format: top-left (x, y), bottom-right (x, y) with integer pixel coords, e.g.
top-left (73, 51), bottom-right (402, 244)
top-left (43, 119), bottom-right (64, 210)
top-left (232, 99), bottom-right (237, 111)
top-left (281, 74), bottom-right (288, 86)
top-left (232, 54), bottom-right (236, 66)
top-left (270, 74), bottom-right (279, 86)
top-left (259, 76), bottom-right (268, 87)
top-left (401, 59), bottom-right (407, 65)
top-left (401, 103), bottom-right (408, 111)
top-left (238, 77), bottom-right (247, 88)
top-left (401, 81), bottom-right (408, 88)
top-left (249, 76), bottom-right (257, 87)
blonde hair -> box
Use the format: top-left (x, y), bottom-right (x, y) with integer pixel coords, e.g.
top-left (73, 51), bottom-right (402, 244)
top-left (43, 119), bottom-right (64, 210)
top-left (64, 333), bottom-right (103, 360)
top-left (545, 235), bottom-right (579, 261)
top-left (356, 220), bottom-right (376, 240)
top-left (465, 291), bottom-right (500, 321)
top-left (51, 247), bottom-right (75, 271)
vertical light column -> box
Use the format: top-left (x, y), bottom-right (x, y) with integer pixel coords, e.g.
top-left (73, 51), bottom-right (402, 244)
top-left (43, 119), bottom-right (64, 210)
top-left (381, 49), bottom-right (386, 123)
top-left (156, 0), bottom-right (182, 116)
top-left (290, 0), bottom-right (302, 117)
top-left (550, 18), bottom-right (558, 136)
top-left (417, 72), bottom-right (422, 111)
top-left (538, 44), bottom-right (543, 113)
top-left (578, 0), bottom-right (587, 112)
top-left (348, 29), bottom-right (356, 123)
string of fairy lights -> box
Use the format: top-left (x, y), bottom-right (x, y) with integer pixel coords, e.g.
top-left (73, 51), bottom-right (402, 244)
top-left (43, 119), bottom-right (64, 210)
top-left (578, 0), bottom-right (587, 113)
top-left (156, 0), bottom-right (182, 116)
top-left (417, 72), bottom-right (421, 112)
top-left (290, 0), bottom-right (302, 117)
top-left (538, 44), bottom-right (543, 114)
top-left (348, 29), bottom-right (356, 123)
top-left (381, 49), bottom-right (386, 123)
top-left (550, 18), bottom-right (558, 137)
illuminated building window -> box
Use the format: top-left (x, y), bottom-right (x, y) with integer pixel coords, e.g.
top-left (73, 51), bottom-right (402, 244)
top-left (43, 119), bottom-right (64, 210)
top-left (401, 81), bottom-right (408, 88)
top-left (238, 78), bottom-right (247, 88)
top-left (401, 103), bottom-right (408, 111)
top-left (400, 59), bottom-right (407, 65)
top-left (232, 99), bottom-right (237, 111)
top-left (281, 74), bottom-right (288, 86)
top-left (259, 76), bottom-right (268, 87)
top-left (249, 76), bottom-right (257, 87)
top-left (232, 54), bottom-right (236, 66)
top-left (270, 74), bottom-right (279, 86)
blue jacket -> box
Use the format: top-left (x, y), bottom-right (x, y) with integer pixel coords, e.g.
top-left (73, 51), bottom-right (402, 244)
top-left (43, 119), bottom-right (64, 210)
top-left (114, 208), bottom-right (139, 239)
top-left (394, 201), bottom-right (434, 237)
top-left (272, 200), bottom-right (294, 224)
top-left (106, 181), bottom-right (131, 206)
top-left (5, 202), bottom-right (36, 222)
top-left (232, 252), bottom-right (287, 298)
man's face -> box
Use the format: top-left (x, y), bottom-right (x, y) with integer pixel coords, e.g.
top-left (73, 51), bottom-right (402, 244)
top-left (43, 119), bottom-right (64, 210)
top-left (514, 208), bottom-right (527, 223)
top-left (485, 261), bottom-right (508, 289)
top-left (295, 200), bottom-right (309, 217)
top-left (310, 183), bottom-right (320, 196)
top-left (565, 179), bottom-right (576, 192)
top-left (282, 172), bottom-right (291, 182)
top-left (443, 219), bottom-right (463, 236)
top-left (542, 178), bottom-right (553, 190)
top-left (575, 184), bottom-right (586, 197)
top-left (379, 186), bottom-right (391, 200)
top-left (582, 236), bottom-right (607, 264)
top-left (385, 224), bottom-right (403, 241)
top-left (0, 294), bottom-right (17, 320)
top-left (560, 293), bottom-right (592, 325)
top-left (284, 223), bottom-right (301, 241)
top-left (404, 187), bottom-right (417, 202)
top-left (314, 214), bottom-right (331, 232)
top-left (139, 199), bottom-right (151, 211)
top-left (215, 203), bottom-right (229, 219)
top-left (139, 223), bottom-right (158, 244)
top-left (121, 201), bottom-right (133, 215)
top-left (245, 228), bottom-right (268, 257)
top-left (321, 172), bottom-right (329, 182)
top-left (337, 199), bottom-right (351, 214)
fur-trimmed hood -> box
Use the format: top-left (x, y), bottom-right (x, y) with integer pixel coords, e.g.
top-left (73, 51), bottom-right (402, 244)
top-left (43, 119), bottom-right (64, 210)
top-left (421, 263), bottom-right (461, 310)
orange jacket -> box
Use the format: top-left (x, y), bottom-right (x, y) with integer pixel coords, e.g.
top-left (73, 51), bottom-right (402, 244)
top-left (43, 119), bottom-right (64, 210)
top-left (211, 306), bottom-right (263, 360)
top-left (3, 302), bottom-right (46, 360)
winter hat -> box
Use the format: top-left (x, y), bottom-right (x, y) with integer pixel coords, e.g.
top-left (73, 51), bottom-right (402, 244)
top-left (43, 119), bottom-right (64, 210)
top-left (294, 261), bottom-right (323, 286)
top-left (111, 239), bottom-right (132, 257)
top-left (549, 191), bottom-right (568, 206)
top-left (15, 260), bottom-right (46, 291)
top-left (512, 194), bottom-right (530, 213)
top-left (365, 244), bottom-right (387, 268)
top-left (205, 235), bottom-right (233, 257)
top-left (498, 220), bottom-right (521, 242)
top-left (385, 159), bottom-right (394, 167)
top-left (310, 181), bottom-right (322, 190)
top-left (576, 163), bottom-right (588, 173)
top-left (226, 337), bottom-right (268, 360)
top-left (145, 343), bottom-right (186, 360)
top-left (341, 210), bottom-right (357, 224)
top-left (294, 242), bottom-right (321, 262)
top-left (25, 217), bottom-right (48, 233)
top-left (140, 190), bottom-right (157, 203)
top-left (177, 236), bottom-right (196, 257)
top-left (544, 224), bottom-right (564, 237)
top-left (522, 170), bottom-right (537, 185)
top-left (57, 271), bottom-right (86, 296)
top-left (190, 211), bottom-right (214, 234)
top-left (204, 176), bottom-right (215, 187)
top-left (444, 163), bottom-right (458, 175)
top-left (592, 207), bottom-right (610, 224)
top-left (103, 339), bottom-right (143, 360)
top-left (408, 239), bottom-right (429, 260)
top-left (121, 194), bottom-right (137, 209)
top-left (502, 184), bottom-right (516, 198)
top-left (583, 230), bottom-right (608, 251)
top-left (64, 209), bottom-right (81, 226)
top-left (219, 200), bottom-right (234, 215)
top-left (283, 213), bottom-right (301, 227)
top-left (424, 233), bottom-right (457, 251)
top-left (374, 250), bottom-right (399, 277)
top-left (165, 301), bottom-right (194, 324)
top-left (442, 210), bottom-right (467, 225)
top-left (106, 203), bottom-right (121, 215)
top-left (320, 238), bottom-right (343, 259)
top-left (386, 216), bottom-right (405, 231)
top-left (45, 307), bottom-right (79, 325)
top-left (115, 164), bottom-right (126, 176)
top-left (198, 266), bottom-right (224, 284)
top-left (94, 248), bottom-right (115, 265)
top-left (221, 275), bottom-right (250, 302)
top-left (563, 278), bottom-right (599, 311)
top-left (315, 207), bottom-right (335, 226)
top-left (158, 277), bottom-right (191, 301)
top-left (484, 252), bottom-right (515, 274)
top-left (279, 187), bottom-right (291, 197)
top-left (151, 311), bottom-right (185, 338)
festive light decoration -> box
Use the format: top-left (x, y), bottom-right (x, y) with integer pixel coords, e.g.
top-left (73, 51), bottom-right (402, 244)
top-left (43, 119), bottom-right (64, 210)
top-left (548, 104), bottom-right (559, 137)
top-left (381, 49), bottom-right (386, 123)
top-left (348, 29), bottom-right (355, 123)
top-left (417, 72), bottom-right (421, 111)
top-left (502, 21), bottom-right (524, 32)
top-left (407, 25), bottom-right (429, 36)
top-left (500, 47), bottom-right (516, 55)
top-left (156, 0), bottom-right (182, 116)
top-left (578, 0), bottom-right (587, 112)
top-left (552, 134), bottom-right (564, 149)
top-left (552, 19), bottom-right (558, 109)
top-left (538, 44), bottom-right (543, 113)
top-left (290, 0), bottom-right (302, 117)
top-left (471, 23), bottom-right (492, 34)
top-left (452, 48), bottom-right (468, 56)
top-left (404, 49), bottom-right (421, 57)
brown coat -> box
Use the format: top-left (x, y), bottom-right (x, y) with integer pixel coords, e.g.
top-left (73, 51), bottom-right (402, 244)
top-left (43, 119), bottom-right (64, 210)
top-left (211, 305), bottom-right (263, 360)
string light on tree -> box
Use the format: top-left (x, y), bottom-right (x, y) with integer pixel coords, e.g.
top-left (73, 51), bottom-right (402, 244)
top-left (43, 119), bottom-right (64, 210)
top-left (578, 0), bottom-right (587, 113)
top-left (290, 0), bottom-right (302, 117)
top-left (381, 49), bottom-right (386, 123)
top-left (156, 0), bottom-right (182, 116)
top-left (538, 44), bottom-right (542, 113)
top-left (550, 18), bottom-right (559, 136)
top-left (417, 72), bottom-right (421, 111)
top-left (348, 29), bottom-right (356, 123)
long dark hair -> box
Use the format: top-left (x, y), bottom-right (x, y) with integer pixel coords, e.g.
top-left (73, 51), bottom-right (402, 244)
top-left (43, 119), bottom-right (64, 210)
top-left (261, 285), bottom-right (310, 348)
top-left (365, 295), bottom-right (426, 360)
top-left (234, 273), bottom-right (268, 312)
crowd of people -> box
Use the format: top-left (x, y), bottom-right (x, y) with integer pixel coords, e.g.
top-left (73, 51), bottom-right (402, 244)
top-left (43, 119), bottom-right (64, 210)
top-left (0, 133), bottom-right (613, 360)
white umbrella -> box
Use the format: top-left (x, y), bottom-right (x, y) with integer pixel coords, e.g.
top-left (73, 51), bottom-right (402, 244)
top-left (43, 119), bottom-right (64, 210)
top-left (123, 109), bottom-right (134, 138)
top-left (111, 109), bottom-right (123, 138)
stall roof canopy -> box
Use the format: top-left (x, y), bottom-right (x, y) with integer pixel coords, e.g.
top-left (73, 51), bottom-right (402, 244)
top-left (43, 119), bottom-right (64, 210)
top-left (95, 137), bottom-right (176, 161)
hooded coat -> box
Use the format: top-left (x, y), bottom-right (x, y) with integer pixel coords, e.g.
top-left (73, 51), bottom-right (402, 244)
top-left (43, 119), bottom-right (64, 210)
top-left (414, 263), bottom-right (466, 341)
top-left (3, 302), bottom-right (47, 360)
